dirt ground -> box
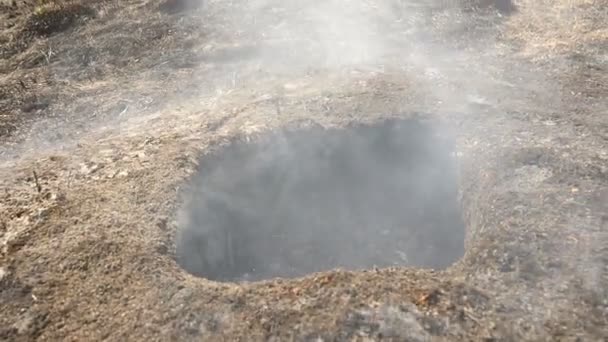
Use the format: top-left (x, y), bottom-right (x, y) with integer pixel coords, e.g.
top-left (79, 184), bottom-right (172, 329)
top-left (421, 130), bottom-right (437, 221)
top-left (1, 0), bottom-right (607, 340)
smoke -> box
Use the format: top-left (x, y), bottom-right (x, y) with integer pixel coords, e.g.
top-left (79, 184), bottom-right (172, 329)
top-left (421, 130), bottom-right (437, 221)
top-left (230, 0), bottom-right (389, 68)
top-left (177, 0), bottom-right (600, 295)
top-left (205, 0), bottom-right (534, 116)
top-left (175, 1), bottom-right (511, 281)
top-left (176, 120), bottom-right (466, 281)
top-left (0, 0), bottom-right (520, 160)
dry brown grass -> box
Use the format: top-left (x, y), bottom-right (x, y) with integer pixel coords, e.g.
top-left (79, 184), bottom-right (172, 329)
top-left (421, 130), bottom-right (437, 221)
top-left (506, 0), bottom-right (608, 56)
top-left (25, 0), bottom-right (96, 36)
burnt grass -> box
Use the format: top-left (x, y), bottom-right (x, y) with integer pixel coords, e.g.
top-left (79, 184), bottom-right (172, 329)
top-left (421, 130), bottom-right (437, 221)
top-left (0, 0), bottom-right (606, 341)
top-left (0, 0), bottom-right (210, 141)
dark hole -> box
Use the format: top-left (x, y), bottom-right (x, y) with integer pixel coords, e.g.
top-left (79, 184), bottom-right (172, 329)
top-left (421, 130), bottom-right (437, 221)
top-left (176, 119), bottom-right (465, 282)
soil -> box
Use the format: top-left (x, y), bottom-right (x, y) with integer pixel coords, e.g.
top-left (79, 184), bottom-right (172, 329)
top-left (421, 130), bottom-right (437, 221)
top-left (1, 0), bottom-right (607, 341)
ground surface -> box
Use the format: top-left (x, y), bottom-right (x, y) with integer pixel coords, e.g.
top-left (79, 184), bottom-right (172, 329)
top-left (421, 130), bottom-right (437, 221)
top-left (0, 0), bottom-right (607, 340)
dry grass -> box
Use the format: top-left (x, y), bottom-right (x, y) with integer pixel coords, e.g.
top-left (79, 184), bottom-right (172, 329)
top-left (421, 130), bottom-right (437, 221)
top-left (25, 0), bottom-right (96, 36)
top-left (506, 0), bottom-right (608, 56)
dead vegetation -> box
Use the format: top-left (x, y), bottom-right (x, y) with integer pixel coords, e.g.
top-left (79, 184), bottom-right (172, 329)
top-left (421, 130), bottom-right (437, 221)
top-left (24, 1), bottom-right (96, 37)
top-left (0, 0), bottom-right (210, 140)
top-left (506, 0), bottom-right (608, 56)
top-left (1, 0), bottom-right (96, 62)
top-left (0, 1), bottom-right (606, 340)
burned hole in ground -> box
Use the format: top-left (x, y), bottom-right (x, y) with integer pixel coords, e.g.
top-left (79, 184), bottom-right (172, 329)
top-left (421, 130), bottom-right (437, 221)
top-left (176, 119), bottom-right (465, 282)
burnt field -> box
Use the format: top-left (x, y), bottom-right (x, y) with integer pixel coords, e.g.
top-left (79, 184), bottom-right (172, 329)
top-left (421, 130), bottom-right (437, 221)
top-left (0, 0), bottom-right (607, 340)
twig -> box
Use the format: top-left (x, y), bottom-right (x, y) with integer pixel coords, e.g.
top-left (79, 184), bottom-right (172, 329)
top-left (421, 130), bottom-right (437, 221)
top-left (33, 170), bottom-right (42, 193)
top-left (40, 45), bottom-right (53, 64)
top-left (67, 169), bottom-right (73, 189)
top-left (118, 104), bottom-right (129, 116)
top-left (463, 308), bottom-right (481, 325)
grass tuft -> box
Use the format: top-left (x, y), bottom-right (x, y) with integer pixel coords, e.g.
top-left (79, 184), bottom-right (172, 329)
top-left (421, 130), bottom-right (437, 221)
top-left (25, 1), bottom-right (96, 36)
